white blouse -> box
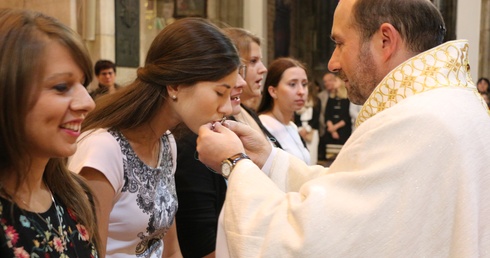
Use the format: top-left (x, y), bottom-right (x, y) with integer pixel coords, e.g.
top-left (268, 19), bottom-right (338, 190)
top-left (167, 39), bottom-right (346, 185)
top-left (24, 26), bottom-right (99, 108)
top-left (259, 114), bottom-right (311, 165)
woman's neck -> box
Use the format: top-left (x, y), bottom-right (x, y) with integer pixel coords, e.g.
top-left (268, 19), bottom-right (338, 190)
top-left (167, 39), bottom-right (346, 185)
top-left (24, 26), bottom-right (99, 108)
top-left (122, 123), bottom-right (160, 145)
top-left (120, 102), bottom-right (178, 167)
top-left (270, 108), bottom-right (293, 125)
top-left (123, 127), bottom-right (162, 168)
top-left (122, 102), bottom-right (176, 144)
top-left (0, 159), bottom-right (52, 211)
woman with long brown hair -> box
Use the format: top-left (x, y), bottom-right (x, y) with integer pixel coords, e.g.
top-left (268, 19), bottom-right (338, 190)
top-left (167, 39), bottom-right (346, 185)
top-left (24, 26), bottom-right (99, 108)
top-left (69, 17), bottom-right (240, 257)
top-left (174, 27), bottom-right (277, 258)
top-left (0, 8), bottom-right (99, 257)
top-left (258, 57), bottom-right (311, 164)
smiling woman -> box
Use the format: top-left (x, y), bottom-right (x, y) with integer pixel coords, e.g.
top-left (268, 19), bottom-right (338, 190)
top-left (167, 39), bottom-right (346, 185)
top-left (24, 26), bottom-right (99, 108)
top-left (68, 17), bottom-right (240, 258)
top-left (0, 8), bottom-right (99, 257)
top-left (26, 41), bottom-right (94, 157)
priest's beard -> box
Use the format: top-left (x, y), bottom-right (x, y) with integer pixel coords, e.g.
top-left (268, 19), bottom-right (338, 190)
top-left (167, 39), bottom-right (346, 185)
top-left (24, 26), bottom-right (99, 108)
top-left (341, 42), bottom-right (379, 105)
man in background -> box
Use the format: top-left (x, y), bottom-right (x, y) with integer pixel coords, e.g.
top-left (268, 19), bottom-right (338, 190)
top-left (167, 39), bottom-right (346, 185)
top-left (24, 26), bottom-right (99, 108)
top-left (91, 59), bottom-right (120, 99)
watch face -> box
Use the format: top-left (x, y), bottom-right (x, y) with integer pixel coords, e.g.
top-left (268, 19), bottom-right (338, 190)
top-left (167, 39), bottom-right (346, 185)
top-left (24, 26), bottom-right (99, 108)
top-left (220, 153), bottom-right (249, 179)
top-left (221, 161), bottom-right (232, 178)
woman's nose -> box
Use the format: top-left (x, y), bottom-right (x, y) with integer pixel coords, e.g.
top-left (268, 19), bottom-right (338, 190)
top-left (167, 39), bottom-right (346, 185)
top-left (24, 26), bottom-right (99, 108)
top-left (72, 84), bottom-right (95, 113)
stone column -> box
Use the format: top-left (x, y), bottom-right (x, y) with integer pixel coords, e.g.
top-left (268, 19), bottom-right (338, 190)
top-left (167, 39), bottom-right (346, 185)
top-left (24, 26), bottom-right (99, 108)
top-left (456, 0), bottom-right (481, 81)
top-left (244, 0), bottom-right (269, 65)
top-left (480, 0), bottom-right (490, 78)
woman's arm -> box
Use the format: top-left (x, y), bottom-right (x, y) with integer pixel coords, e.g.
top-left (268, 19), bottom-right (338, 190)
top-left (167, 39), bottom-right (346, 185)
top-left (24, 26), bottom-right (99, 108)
top-left (79, 167), bottom-right (115, 258)
top-left (163, 223), bottom-right (182, 258)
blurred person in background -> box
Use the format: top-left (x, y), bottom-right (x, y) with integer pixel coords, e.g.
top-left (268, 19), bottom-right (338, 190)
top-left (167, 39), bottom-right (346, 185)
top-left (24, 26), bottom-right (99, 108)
top-left (258, 57), bottom-right (311, 164)
top-left (91, 59), bottom-right (121, 100)
top-left (295, 82), bottom-right (321, 164)
top-left (477, 77), bottom-right (490, 107)
top-left (317, 72), bottom-right (337, 161)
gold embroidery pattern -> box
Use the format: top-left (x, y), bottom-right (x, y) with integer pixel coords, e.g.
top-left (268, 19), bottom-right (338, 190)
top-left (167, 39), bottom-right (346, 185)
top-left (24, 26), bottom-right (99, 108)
top-left (356, 40), bottom-right (488, 127)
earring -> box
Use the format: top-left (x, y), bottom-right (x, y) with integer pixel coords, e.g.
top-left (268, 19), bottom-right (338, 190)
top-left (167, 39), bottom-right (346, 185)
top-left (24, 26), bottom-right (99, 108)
top-left (171, 95), bottom-right (177, 100)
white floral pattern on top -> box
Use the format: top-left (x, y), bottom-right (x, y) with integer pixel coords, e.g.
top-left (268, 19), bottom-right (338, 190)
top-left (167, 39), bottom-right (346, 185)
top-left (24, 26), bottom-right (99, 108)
top-left (108, 130), bottom-right (178, 257)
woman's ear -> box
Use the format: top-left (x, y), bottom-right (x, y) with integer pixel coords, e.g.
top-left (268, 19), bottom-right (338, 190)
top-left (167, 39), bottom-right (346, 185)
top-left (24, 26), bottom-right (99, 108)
top-left (268, 86), bottom-right (277, 99)
top-left (167, 85), bottom-right (179, 100)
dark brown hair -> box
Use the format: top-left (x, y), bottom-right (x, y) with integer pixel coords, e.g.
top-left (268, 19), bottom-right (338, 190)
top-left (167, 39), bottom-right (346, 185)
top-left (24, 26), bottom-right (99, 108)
top-left (257, 57), bottom-right (306, 114)
top-left (83, 17), bottom-right (240, 132)
top-left (352, 0), bottom-right (446, 52)
top-left (477, 77), bottom-right (490, 93)
top-left (94, 59), bottom-right (116, 76)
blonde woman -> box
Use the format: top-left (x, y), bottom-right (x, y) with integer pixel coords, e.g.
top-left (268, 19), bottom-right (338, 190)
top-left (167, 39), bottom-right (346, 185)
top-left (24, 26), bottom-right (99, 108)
top-left (295, 82), bottom-right (321, 164)
top-left (324, 75), bottom-right (352, 156)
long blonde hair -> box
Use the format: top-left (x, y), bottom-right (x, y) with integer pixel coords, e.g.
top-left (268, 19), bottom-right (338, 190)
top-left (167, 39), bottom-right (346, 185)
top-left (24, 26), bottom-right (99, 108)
top-left (332, 79), bottom-right (348, 99)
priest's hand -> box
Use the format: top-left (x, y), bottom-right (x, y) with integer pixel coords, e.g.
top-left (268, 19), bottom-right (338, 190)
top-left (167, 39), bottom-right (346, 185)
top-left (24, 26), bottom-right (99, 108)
top-left (223, 120), bottom-right (272, 168)
top-left (196, 122), bottom-right (245, 173)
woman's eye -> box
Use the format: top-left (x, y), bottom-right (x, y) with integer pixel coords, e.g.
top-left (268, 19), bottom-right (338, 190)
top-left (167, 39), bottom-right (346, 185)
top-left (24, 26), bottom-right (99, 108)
top-left (53, 83), bottom-right (69, 92)
top-left (217, 91), bottom-right (225, 97)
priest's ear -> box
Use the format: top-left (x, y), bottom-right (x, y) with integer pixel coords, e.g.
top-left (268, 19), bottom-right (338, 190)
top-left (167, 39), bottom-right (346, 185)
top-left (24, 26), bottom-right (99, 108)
top-left (372, 22), bottom-right (404, 63)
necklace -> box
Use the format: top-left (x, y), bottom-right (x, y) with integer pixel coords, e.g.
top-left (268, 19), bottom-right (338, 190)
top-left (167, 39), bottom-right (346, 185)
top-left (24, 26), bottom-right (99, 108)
top-left (0, 184), bottom-right (68, 252)
top-left (19, 190), bottom-right (65, 237)
top-left (269, 112), bottom-right (310, 163)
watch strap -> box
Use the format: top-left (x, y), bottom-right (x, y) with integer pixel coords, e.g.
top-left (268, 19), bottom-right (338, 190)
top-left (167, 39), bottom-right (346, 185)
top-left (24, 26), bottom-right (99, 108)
top-left (222, 153), bottom-right (250, 178)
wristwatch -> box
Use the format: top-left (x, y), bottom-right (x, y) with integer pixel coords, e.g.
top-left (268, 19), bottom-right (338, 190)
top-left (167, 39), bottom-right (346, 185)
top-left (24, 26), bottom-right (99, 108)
top-left (221, 153), bottom-right (250, 179)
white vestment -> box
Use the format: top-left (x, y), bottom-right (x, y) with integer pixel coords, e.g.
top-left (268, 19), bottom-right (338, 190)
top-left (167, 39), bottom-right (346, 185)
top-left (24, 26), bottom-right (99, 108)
top-left (216, 40), bottom-right (490, 257)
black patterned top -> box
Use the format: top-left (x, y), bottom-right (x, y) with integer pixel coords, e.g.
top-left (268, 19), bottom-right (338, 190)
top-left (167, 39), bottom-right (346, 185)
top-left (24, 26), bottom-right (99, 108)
top-left (0, 195), bottom-right (98, 257)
